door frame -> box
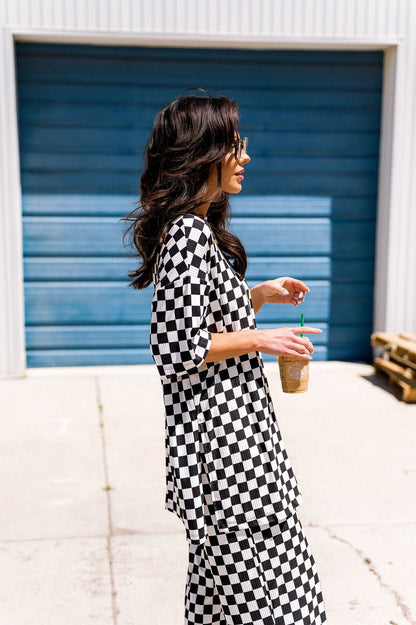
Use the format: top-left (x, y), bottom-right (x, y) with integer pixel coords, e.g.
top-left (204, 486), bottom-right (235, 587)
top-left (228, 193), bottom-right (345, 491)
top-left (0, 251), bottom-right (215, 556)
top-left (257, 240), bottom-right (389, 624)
top-left (0, 27), bottom-right (401, 376)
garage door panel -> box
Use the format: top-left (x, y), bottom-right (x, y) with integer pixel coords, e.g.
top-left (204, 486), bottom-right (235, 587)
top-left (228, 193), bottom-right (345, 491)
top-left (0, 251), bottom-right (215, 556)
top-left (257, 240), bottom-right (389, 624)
top-left (249, 281), bottom-right (330, 321)
top-left (236, 218), bottom-right (331, 255)
top-left (17, 43), bottom-right (381, 63)
top-left (20, 127), bottom-right (380, 157)
top-left (24, 257), bottom-right (135, 281)
top-left (236, 173), bottom-right (378, 195)
top-left (23, 256), bottom-right (375, 286)
top-left (19, 125), bottom-right (149, 151)
top-left (23, 217), bottom-right (126, 256)
top-left (24, 283), bottom-right (153, 325)
top-left (21, 153), bottom-right (380, 176)
top-left (24, 281), bottom-right (331, 325)
top-left (26, 325), bottom-right (151, 348)
top-left (24, 256), bottom-right (333, 282)
top-left (259, 322), bottom-right (372, 361)
top-left (23, 216), bottom-right (332, 256)
top-left (20, 171), bottom-right (379, 196)
top-left (331, 220), bottom-right (376, 257)
top-left (20, 101), bottom-right (381, 133)
top-left (17, 53), bottom-right (381, 92)
top-left (20, 171), bottom-right (134, 194)
top-left (19, 101), bottom-right (157, 126)
top-left (20, 81), bottom-right (382, 113)
top-left (30, 317), bottom-right (372, 354)
top-left (22, 194), bottom-right (136, 217)
top-left (233, 195), bottom-right (377, 220)
top-left (21, 152), bottom-right (146, 171)
top-left (240, 156), bottom-right (379, 174)
top-left (245, 131), bottom-right (380, 156)
top-left (17, 43), bottom-right (382, 365)
top-left (254, 281), bottom-right (373, 325)
top-left (22, 193), bottom-right (376, 220)
top-left (25, 348), bottom-right (153, 368)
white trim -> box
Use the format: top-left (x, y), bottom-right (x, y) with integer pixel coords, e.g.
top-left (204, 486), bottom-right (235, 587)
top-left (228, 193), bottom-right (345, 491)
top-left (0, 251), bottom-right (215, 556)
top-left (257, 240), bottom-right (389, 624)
top-left (0, 23), bottom-right (403, 376)
top-left (12, 28), bottom-right (402, 49)
top-left (0, 27), bottom-right (26, 378)
top-left (373, 45), bottom-right (399, 332)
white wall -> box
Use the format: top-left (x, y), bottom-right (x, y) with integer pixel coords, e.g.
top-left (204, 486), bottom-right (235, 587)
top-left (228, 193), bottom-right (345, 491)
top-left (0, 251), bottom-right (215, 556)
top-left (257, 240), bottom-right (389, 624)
top-left (1, 0), bottom-right (415, 376)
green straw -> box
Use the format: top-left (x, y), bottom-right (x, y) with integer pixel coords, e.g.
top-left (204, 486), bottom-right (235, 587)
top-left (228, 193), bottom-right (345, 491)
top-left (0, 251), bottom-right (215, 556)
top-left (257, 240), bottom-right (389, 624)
top-left (300, 313), bottom-right (304, 337)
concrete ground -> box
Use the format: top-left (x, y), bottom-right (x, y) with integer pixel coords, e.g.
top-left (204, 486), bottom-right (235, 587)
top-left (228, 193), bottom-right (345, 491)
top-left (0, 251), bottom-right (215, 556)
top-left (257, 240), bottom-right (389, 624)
top-left (0, 360), bottom-right (415, 625)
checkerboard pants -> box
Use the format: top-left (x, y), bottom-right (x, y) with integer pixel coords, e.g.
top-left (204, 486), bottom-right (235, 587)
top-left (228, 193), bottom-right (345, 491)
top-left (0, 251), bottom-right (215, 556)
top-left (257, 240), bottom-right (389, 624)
top-left (184, 447), bottom-right (328, 625)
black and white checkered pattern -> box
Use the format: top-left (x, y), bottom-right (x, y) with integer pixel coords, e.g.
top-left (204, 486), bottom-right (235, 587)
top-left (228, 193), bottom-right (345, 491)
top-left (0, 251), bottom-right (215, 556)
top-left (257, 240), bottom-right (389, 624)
top-left (184, 455), bottom-right (328, 624)
top-left (185, 497), bottom-right (327, 623)
top-left (150, 214), bottom-right (303, 547)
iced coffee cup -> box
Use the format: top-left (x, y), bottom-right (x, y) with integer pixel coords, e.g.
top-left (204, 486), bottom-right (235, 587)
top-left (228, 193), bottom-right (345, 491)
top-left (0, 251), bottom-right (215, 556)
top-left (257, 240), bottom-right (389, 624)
top-left (278, 355), bottom-right (309, 393)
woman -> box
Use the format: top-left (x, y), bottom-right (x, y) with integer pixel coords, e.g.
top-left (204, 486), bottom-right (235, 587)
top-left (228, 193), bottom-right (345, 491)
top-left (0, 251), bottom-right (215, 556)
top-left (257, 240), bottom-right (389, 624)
top-left (122, 90), bottom-right (328, 625)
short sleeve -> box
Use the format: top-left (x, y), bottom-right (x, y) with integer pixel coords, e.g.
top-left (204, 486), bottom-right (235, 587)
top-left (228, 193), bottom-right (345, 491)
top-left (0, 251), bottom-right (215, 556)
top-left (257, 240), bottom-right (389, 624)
top-left (149, 215), bottom-right (213, 380)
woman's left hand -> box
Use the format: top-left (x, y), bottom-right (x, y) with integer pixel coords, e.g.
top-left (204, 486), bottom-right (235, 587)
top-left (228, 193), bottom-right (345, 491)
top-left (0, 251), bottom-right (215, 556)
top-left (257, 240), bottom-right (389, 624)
top-left (258, 277), bottom-right (310, 307)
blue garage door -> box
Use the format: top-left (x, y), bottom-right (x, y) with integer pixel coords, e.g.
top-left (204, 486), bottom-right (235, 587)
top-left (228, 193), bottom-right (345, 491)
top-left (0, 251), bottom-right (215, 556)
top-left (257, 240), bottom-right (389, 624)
top-left (16, 43), bottom-right (382, 367)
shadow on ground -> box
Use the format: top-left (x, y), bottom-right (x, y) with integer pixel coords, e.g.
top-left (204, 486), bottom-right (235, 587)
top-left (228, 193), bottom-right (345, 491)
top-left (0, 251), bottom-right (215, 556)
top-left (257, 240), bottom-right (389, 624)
top-left (359, 370), bottom-right (406, 403)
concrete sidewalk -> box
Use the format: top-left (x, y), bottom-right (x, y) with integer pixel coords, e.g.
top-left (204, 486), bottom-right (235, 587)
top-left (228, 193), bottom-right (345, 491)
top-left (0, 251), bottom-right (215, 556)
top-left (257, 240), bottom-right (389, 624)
top-left (0, 361), bottom-right (415, 625)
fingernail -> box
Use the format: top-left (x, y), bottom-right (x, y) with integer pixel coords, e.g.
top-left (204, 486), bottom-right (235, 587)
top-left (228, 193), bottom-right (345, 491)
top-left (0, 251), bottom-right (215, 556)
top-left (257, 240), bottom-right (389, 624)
top-left (317, 329), bottom-right (323, 333)
top-left (281, 288), bottom-right (289, 295)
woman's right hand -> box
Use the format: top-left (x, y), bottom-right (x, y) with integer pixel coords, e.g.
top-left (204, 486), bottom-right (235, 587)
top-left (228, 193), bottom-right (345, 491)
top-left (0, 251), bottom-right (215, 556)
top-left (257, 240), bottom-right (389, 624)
top-left (257, 327), bottom-right (322, 359)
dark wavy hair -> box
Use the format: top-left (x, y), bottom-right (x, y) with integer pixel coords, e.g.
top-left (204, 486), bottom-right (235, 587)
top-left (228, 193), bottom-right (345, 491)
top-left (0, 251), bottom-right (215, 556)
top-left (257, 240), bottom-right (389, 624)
top-left (120, 88), bottom-right (248, 289)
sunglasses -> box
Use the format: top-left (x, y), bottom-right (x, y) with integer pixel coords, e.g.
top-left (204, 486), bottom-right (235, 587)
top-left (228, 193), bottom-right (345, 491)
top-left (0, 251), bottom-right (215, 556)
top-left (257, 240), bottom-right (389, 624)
top-left (232, 136), bottom-right (249, 160)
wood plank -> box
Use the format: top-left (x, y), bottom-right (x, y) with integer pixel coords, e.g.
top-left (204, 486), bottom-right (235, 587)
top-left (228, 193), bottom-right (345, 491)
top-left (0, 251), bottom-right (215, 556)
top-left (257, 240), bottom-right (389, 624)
top-left (389, 351), bottom-right (416, 374)
top-left (371, 333), bottom-right (416, 362)
top-left (374, 357), bottom-right (416, 402)
top-left (371, 332), bottom-right (398, 347)
top-left (399, 332), bottom-right (416, 344)
top-left (391, 339), bottom-right (416, 362)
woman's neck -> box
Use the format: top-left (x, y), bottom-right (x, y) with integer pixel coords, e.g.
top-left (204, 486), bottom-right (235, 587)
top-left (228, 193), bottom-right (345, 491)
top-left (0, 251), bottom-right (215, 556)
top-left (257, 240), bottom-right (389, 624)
top-left (192, 204), bottom-right (209, 219)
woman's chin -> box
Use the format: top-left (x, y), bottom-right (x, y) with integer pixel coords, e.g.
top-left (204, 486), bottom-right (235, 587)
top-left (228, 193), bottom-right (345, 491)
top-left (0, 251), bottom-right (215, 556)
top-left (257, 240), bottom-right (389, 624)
top-left (227, 182), bottom-right (243, 194)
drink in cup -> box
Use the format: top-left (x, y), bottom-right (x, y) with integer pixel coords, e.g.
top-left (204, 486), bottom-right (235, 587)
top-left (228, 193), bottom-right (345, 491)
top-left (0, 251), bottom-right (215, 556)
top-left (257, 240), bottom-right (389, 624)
top-left (278, 312), bottom-right (310, 393)
top-left (278, 356), bottom-right (309, 393)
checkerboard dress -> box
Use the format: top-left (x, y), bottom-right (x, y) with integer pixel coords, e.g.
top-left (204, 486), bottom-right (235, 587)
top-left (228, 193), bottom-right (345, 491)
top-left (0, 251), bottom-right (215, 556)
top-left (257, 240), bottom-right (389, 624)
top-left (150, 213), bottom-right (327, 624)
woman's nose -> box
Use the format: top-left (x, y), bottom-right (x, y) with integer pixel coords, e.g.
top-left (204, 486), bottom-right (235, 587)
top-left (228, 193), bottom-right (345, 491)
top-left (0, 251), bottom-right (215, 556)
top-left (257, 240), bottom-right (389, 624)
top-left (240, 151), bottom-right (251, 164)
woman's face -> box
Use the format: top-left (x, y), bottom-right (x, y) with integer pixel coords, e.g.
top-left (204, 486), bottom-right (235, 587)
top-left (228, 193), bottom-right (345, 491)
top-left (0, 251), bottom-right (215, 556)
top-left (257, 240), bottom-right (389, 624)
top-left (220, 133), bottom-right (251, 193)
top-left (206, 134), bottom-right (251, 198)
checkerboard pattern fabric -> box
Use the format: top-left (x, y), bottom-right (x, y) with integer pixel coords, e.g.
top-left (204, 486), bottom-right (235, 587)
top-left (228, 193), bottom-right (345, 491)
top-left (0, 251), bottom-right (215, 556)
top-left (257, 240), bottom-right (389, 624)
top-left (184, 454), bottom-right (327, 624)
top-left (150, 213), bottom-right (304, 547)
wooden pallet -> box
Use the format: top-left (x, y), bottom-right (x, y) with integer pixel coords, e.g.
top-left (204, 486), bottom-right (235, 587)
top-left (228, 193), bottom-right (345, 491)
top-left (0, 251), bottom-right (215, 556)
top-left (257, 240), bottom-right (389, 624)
top-left (374, 357), bottom-right (416, 403)
top-left (399, 332), bottom-right (416, 343)
top-left (371, 332), bottom-right (416, 359)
